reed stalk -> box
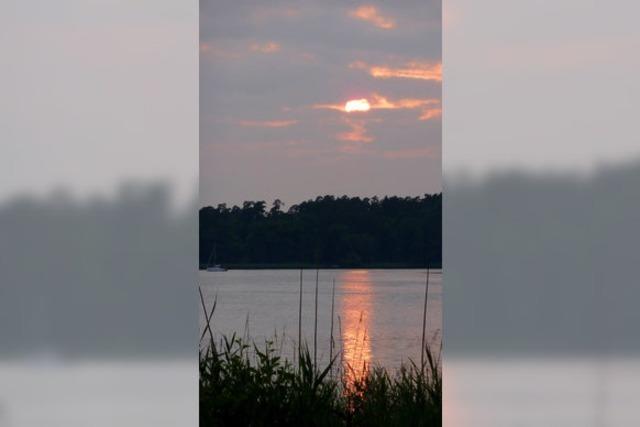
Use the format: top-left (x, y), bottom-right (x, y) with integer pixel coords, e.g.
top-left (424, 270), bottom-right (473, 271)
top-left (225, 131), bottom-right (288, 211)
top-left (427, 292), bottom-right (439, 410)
top-left (329, 278), bottom-right (336, 366)
top-left (298, 268), bottom-right (303, 360)
top-left (338, 315), bottom-right (344, 369)
top-left (199, 286), bottom-right (215, 346)
top-left (420, 265), bottom-right (431, 370)
top-left (314, 268), bottom-right (319, 367)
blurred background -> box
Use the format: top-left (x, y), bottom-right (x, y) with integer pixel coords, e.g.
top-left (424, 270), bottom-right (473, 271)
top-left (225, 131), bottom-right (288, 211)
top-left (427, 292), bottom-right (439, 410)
top-left (3, 0), bottom-right (640, 426)
top-left (0, 1), bottom-right (198, 426)
top-left (444, 0), bottom-right (640, 425)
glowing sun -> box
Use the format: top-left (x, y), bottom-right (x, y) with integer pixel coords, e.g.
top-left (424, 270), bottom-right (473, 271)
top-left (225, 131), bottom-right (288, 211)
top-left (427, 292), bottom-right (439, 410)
top-left (344, 98), bottom-right (371, 112)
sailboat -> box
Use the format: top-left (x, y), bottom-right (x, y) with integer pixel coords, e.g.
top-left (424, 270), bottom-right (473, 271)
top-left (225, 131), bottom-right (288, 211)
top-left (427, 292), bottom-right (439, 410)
top-left (206, 244), bottom-right (227, 272)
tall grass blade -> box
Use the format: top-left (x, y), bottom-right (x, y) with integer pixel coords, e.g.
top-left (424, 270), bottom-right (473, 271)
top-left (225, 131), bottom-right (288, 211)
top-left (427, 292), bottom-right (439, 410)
top-left (314, 268), bottom-right (319, 367)
top-left (199, 286), bottom-right (215, 347)
top-left (298, 268), bottom-right (303, 360)
top-left (338, 315), bottom-right (343, 369)
top-left (421, 264), bottom-right (431, 370)
top-left (329, 277), bottom-right (336, 370)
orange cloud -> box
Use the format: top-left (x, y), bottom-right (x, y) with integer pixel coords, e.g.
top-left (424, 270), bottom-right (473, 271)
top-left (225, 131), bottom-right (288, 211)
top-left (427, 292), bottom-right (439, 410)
top-left (201, 40), bottom-right (281, 59)
top-left (349, 5), bottom-right (395, 30)
top-left (200, 42), bottom-right (244, 59)
top-left (238, 119), bottom-right (297, 128)
top-left (350, 60), bottom-right (442, 81)
top-left (250, 41), bottom-right (281, 53)
top-left (371, 94), bottom-right (441, 121)
top-left (313, 103), bottom-right (347, 112)
top-left (369, 93), bottom-right (439, 110)
top-left (338, 118), bottom-right (373, 143)
top-left (419, 107), bottom-right (442, 121)
top-left (315, 94), bottom-right (438, 112)
top-left (314, 93), bottom-right (441, 122)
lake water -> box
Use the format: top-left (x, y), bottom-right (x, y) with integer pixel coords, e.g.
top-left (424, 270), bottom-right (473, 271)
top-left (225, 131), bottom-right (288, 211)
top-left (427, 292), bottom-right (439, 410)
top-left (199, 269), bottom-right (441, 369)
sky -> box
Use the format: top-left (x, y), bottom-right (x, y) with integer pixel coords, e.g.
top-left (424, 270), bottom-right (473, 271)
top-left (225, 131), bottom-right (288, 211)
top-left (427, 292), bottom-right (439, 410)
top-left (200, 0), bottom-right (442, 207)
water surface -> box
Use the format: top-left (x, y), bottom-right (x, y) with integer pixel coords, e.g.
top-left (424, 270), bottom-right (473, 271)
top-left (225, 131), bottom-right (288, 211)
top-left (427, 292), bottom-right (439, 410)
top-left (199, 269), bottom-right (441, 369)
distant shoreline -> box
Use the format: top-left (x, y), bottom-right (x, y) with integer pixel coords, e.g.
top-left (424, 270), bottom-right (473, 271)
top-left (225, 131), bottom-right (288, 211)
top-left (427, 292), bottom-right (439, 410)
top-left (199, 263), bottom-right (442, 270)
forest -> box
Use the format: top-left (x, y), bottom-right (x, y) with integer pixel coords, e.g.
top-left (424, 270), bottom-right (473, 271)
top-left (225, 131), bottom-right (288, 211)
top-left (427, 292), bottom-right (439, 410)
top-left (199, 194), bottom-right (441, 268)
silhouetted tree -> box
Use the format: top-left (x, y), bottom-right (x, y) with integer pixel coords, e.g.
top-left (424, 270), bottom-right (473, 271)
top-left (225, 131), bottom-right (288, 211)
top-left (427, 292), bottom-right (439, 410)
top-left (200, 194), bottom-right (441, 268)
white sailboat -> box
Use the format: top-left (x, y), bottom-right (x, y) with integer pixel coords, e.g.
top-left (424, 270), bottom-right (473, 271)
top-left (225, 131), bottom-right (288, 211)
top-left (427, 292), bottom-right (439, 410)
top-left (206, 244), bottom-right (227, 272)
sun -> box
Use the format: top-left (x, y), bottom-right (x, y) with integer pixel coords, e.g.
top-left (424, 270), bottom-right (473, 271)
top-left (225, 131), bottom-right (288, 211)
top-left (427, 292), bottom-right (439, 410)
top-left (344, 98), bottom-right (371, 112)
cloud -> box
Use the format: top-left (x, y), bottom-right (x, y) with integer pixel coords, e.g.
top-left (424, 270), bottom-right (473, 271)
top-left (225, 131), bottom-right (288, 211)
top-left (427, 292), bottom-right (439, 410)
top-left (348, 5), bottom-right (396, 30)
top-left (313, 102), bottom-right (348, 112)
top-left (350, 60), bottom-right (442, 81)
top-left (313, 93), bottom-right (441, 121)
top-left (200, 42), bottom-right (244, 59)
top-left (200, 40), bottom-right (282, 60)
top-left (237, 119), bottom-right (297, 128)
top-left (202, 41), bottom-right (318, 65)
top-left (419, 108), bottom-right (442, 121)
top-left (370, 94), bottom-right (441, 121)
top-left (337, 118), bottom-right (373, 143)
top-left (368, 93), bottom-right (438, 110)
top-left (250, 41), bottom-right (281, 53)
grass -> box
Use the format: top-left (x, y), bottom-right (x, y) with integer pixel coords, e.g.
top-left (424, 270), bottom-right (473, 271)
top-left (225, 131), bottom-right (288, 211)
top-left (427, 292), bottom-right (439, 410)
top-left (199, 281), bottom-right (441, 427)
top-left (200, 336), bottom-right (441, 426)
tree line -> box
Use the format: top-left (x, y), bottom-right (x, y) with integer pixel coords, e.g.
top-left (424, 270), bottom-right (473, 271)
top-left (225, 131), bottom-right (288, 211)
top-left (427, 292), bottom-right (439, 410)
top-left (200, 194), bottom-right (441, 268)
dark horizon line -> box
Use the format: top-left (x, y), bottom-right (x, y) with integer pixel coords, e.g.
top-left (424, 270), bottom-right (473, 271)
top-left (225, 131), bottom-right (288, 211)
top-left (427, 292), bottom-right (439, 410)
top-left (201, 192), bottom-right (442, 210)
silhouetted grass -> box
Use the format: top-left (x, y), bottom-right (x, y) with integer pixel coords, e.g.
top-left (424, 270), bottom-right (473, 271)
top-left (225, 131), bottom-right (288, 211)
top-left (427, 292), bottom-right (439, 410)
top-left (199, 290), bottom-right (441, 426)
top-left (342, 347), bottom-right (441, 427)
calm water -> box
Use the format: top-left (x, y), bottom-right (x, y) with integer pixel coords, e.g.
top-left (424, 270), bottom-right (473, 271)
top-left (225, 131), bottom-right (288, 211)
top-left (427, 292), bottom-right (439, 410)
top-left (199, 269), bottom-right (441, 369)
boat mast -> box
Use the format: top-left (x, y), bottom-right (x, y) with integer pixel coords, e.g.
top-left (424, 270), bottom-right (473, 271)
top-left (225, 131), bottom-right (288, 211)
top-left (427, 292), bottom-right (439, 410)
top-left (206, 243), bottom-right (216, 268)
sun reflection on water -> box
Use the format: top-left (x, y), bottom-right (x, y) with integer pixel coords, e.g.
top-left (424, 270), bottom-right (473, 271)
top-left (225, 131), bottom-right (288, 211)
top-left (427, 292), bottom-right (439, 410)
top-left (339, 270), bottom-right (373, 383)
